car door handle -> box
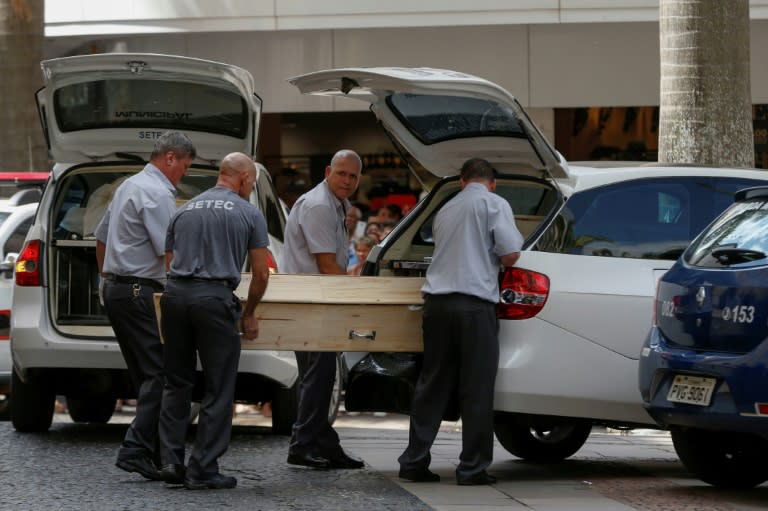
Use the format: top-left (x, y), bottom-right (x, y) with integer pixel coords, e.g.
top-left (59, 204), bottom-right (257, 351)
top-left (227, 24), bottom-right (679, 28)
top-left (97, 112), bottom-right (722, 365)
top-left (349, 330), bottom-right (376, 341)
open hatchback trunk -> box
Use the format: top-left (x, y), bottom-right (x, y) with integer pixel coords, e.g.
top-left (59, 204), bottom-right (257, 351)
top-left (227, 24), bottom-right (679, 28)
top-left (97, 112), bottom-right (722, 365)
top-left (203, 68), bottom-right (569, 352)
top-left (34, 53), bottom-right (262, 335)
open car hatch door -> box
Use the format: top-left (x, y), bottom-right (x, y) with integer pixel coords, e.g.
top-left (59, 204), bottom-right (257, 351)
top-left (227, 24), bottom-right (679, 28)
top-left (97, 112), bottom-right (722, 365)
top-left (289, 67), bottom-right (568, 180)
top-left (37, 53), bottom-right (261, 164)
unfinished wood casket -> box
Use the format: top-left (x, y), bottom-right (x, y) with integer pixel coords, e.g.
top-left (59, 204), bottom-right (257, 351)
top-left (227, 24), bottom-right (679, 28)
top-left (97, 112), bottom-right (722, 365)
top-left (155, 274), bottom-right (425, 352)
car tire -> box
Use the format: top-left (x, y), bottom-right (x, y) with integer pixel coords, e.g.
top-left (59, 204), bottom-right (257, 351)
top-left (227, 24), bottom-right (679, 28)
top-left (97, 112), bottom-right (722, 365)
top-left (270, 353), bottom-right (343, 436)
top-left (494, 414), bottom-right (592, 462)
top-left (10, 368), bottom-right (55, 432)
top-left (670, 427), bottom-right (768, 489)
top-left (66, 395), bottom-right (116, 424)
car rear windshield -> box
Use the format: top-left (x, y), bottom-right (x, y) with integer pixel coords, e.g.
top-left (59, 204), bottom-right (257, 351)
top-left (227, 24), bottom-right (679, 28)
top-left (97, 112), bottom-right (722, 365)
top-left (53, 79), bottom-right (248, 138)
top-left (387, 93), bottom-right (526, 145)
top-left (685, 197), bottom-right (768, 268)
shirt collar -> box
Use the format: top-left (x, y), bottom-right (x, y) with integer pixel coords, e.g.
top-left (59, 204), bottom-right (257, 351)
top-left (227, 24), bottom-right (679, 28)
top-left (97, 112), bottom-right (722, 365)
top-left (464, 182), bottom-right (488, 193)
top-left (321, 179), bottom-right (350, 214)
top-left (145, 163), bottom-right (177, 196)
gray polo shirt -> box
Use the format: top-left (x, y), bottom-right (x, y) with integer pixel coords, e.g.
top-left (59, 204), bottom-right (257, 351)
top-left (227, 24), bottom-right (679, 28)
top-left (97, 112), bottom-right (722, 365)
top-left (280, 180), bottom-right (350, 274)
top-left (165, 186), bottom-right (268, 287)
top-left (422, 182), bottom-right (524, 303)
top-left (95, 163), bottom-right (176, 280)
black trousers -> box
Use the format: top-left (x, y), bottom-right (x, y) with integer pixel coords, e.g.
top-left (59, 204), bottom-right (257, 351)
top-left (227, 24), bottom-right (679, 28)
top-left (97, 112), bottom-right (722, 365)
top-left (289, 351), bottom-right (341, 456)
top-left (158, 280), bottom-right (241, 478)
top-left (103, 279), bottom-right (164, 463)
top-left (398, 293), bottom-right (499, 480)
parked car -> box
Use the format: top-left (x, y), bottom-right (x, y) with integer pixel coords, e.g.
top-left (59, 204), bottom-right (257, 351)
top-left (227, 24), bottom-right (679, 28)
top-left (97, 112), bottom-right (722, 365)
top-left (0, 171), bottom-right (49, 200)
top-left (9, 53), bottom-right (339, 434)
top-left (0, 192), bottom-right (46, 419)
top-left (639, 186), bottom-right (768, 488)
top-left (289, 67), bottom-right (768, 461)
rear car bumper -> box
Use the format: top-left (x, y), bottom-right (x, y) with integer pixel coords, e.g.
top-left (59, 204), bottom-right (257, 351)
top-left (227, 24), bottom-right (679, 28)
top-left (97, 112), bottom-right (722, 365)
top-left (639, 326), bottom-right (768, 438)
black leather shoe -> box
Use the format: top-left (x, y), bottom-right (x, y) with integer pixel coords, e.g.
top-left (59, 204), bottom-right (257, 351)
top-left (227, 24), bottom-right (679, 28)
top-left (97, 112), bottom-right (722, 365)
top-left (115, 455), bottom-right (162, 481)
top-left (457, 472), bottom-right (497, 486)
top-left (183, 473), bottom-right (237, 490)
top-left (399, 467), bottom-right (440, 482)
top-left (287, 451), bottom-right (331, 469)
top-left (160, 464), bottom-right (185, 484)
top-left (325, 451), bottom-right (364, 469)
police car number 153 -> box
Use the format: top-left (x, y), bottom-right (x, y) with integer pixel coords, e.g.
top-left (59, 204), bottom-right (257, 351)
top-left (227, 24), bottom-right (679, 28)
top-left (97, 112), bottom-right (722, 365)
top-left (721, 305), bottom-right (754, 323)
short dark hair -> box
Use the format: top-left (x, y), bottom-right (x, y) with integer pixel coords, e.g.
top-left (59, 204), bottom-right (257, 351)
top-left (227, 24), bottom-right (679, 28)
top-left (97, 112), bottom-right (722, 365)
top-left (460, 158), bottom-right (496, 182)
top-left (384, 203), bottom-right (402, 218)
top-left (150, 131), bottom-right (197, 160)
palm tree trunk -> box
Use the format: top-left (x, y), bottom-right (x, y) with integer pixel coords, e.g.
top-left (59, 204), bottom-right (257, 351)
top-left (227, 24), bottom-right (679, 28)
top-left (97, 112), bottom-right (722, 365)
top-left (0, 0), bottom-right (47, 170)
top-left (658, 0), bottom-right (753, 167)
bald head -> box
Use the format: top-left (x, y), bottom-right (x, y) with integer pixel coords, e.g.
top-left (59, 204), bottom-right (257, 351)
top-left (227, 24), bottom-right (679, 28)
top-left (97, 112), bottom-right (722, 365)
top-left (218, 152), bottom-right (257, 199)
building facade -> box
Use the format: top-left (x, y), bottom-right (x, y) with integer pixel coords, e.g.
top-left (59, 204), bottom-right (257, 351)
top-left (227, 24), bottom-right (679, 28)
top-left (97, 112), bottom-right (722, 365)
top-left (42, 1), bottom-right (768, 204)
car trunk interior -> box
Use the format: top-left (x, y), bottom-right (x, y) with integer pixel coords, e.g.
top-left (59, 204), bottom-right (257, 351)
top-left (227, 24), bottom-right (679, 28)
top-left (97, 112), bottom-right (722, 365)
top-left (48, 164), bottom-right (218, 332)
top-left (371, 175), bottom-right (561, 277)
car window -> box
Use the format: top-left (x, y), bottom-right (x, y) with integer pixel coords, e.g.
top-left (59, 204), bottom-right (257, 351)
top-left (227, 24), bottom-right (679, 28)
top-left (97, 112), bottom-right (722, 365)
top-left (3, 216), bottom-right (33, 257)
top-left (253, 170), bottom-right (285, 243)
top-left (54, 79), bottom-right (248, 138)
top-left (537, 177), bottom-right (767, 260)
top-left (0, 212), bottom-right (10, 228)
top-left (685, 197), bottom-right (768, 268)
top-left (387, 93), bottom-right (526, 145)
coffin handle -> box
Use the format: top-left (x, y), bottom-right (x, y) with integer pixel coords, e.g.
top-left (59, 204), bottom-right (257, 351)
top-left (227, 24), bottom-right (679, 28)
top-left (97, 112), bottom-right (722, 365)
top-left (348, 330), bottom-right (376, 341)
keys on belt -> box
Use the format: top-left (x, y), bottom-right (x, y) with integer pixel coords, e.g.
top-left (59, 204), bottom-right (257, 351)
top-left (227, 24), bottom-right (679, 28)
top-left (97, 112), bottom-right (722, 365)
top-left (103, 274), bottom-right (165, 292)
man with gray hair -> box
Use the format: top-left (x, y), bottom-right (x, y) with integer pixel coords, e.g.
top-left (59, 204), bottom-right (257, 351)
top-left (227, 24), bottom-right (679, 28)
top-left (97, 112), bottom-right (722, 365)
top-left (96, 130), bottom-right (196, 481)
top-left (280, 149), bottom-right (365, 470)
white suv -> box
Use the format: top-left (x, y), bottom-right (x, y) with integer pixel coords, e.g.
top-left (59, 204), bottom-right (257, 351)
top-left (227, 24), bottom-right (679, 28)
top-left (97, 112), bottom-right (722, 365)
top-left (10, 54), bottom-right (302, 433)
top-left (291, 67), bottom-right (768, 461)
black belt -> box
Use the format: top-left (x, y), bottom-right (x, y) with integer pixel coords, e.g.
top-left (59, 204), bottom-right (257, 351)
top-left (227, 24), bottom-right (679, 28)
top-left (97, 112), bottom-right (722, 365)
top-left (104, 274), bottom-right (165, 291)
top-left (168, 276), bottom-right (233, 288)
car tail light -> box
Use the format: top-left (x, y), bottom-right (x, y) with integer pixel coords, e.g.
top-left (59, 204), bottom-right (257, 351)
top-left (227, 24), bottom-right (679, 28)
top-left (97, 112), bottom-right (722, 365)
top-left (0, 309), bottom-right (9, 340)
top-left (15, 239), bottom-right (41, 286)
top-left (267, 249), bottom-right (278, 274)
top-left (498, 267), bottom-right (549, 320)
top-left (756, 403), bottom-right (768, 416)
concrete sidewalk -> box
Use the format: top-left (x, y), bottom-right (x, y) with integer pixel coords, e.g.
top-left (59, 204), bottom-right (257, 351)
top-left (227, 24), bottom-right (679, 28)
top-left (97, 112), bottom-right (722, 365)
top-left (97, 404), bottom-right (767, 510)
top-left (331, 412), bottom-right (767, 511)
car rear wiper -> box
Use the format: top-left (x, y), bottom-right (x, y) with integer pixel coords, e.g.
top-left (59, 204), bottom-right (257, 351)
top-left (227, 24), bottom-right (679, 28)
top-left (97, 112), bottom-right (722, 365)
top-left (115, 152), bottom-right (146, 163)
top-left (711, 247), bottom-right (767, 265)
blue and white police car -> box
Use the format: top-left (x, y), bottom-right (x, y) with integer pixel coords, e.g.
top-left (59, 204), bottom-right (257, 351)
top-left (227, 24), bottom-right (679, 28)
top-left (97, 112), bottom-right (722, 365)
top-left (639, 186), bottom-right (768, 488)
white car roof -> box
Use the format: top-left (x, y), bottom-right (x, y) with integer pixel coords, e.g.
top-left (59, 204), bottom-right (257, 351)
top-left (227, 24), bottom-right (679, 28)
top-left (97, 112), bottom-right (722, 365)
top-left (563, 164), bottom-right (768, 193)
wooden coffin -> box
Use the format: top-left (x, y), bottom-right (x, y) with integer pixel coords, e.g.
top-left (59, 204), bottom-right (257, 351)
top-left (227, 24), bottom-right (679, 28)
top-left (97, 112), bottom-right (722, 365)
top-left (155, 274), bottom-right (425, 352)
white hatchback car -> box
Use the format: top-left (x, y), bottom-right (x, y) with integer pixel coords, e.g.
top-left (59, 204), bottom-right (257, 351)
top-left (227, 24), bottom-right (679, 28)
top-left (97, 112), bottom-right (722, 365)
top-left (291, 67), bottom-right (768, 461)
top-left (10, 54), bottom-right (305, 433)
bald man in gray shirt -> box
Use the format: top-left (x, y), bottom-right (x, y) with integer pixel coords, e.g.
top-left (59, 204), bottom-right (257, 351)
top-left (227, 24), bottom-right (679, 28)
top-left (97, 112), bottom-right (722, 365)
top-left (158, 152), bottom-right (269, 490)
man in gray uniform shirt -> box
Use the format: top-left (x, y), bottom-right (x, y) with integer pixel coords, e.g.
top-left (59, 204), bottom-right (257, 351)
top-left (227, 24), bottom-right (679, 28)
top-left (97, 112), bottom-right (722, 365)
top-left (96, 131), bottom-right (196, 481)
top-left (159, 152), bottom-right (269, 490)
top-left (281, 149), bottom-right (365, 470)
top-left (398, 158), bottom-right (523, 486)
